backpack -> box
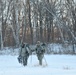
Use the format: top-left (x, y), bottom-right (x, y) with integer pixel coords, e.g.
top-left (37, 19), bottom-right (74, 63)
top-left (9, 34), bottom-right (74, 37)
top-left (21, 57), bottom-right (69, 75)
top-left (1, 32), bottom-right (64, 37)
top-left (36, 45), bottom-right (43, 54)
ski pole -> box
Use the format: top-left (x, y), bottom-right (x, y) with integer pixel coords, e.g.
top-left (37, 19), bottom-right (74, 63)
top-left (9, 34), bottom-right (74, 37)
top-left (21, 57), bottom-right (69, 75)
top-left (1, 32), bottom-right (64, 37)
top-left (43, 56), bottom-right (48, 66)
top-left (30, 53), bottom-right (32, 64)
top-left (30, 50), bottom-right (33, 66)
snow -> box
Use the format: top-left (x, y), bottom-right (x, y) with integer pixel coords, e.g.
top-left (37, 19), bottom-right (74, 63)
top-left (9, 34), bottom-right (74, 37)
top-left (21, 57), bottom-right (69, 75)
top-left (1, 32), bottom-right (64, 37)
top-left (0, 43), bottom-right (76, 55)
top-left (0, 54), bottom-right (76, 75)
top-left (47, 43), bottom-right (76, 54)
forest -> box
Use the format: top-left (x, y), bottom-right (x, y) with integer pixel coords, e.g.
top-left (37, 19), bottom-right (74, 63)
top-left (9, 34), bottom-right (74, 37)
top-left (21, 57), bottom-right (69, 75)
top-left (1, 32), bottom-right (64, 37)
top-left (0, 0), bottom-right (76, 50)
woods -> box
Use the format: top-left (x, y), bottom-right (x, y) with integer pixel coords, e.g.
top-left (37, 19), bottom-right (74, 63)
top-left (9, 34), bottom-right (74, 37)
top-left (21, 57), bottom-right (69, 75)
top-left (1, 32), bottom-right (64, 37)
top-left (0, 0), bottom-right (76, 49)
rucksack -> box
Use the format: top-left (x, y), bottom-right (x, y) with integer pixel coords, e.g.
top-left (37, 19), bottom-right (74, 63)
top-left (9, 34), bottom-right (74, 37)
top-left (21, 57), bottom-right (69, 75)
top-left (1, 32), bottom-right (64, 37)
top-left (36, 45), bottom-right (43, 54)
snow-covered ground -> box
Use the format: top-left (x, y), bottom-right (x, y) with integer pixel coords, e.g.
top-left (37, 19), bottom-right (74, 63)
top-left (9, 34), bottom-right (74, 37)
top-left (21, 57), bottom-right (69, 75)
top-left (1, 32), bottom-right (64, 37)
top-left (0, 54), bottom-right (76, 75)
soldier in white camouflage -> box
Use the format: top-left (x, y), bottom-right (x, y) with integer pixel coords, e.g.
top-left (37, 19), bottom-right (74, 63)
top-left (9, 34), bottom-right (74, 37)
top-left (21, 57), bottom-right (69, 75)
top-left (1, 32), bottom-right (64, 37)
top-left (18, 42), bottom-right (30, 66)
top-left (35, 41), bottom-right (45, 65)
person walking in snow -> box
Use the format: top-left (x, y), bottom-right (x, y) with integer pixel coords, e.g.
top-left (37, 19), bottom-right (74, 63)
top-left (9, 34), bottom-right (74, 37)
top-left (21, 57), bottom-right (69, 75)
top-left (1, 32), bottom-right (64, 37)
top-left (18, 42), bottom-right (30, 66)
top-left (35, 41), bottom-right (45, 65)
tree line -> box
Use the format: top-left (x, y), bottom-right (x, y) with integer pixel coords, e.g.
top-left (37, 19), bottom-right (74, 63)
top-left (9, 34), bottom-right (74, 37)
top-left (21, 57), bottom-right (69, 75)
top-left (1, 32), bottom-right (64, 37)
top-left (0, 0), bottom-right (76, 49)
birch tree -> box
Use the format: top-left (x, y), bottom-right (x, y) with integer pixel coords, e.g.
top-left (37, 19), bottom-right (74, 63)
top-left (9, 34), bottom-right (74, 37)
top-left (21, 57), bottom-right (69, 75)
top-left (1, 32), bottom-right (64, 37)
top-left (0, 0), bottom-right (12, 49)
